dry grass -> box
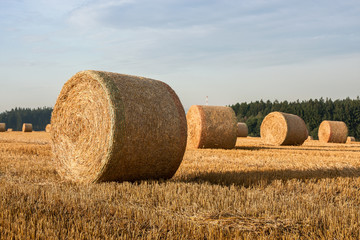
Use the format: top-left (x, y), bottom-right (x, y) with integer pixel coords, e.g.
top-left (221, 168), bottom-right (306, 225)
top-left (45, 124), bottom-right (51, 133)
top-left (318, 120), bottom-right (348, 143)
top-left (22, 123), bottom-right (33, 132)
top-left (237, 122), bottom-right (248, 137)
top-left (347, 136), bottom-right (356, 143)
top-left (51, 70), bottom-right (187, 183)
top-left (0, 123), bottom-right (5, 132)
top-left (260, 112), bottom-right (308, 146)
top-left (1, 133), bottom-right (360, 239)
top-left (186, 105), bottom-right (237, 149)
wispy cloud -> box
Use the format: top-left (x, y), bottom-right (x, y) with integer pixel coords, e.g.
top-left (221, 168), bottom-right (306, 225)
top-left (0, 0), bottom-right (359, 111)
top-left (63, 0), bottom-right (360, 70)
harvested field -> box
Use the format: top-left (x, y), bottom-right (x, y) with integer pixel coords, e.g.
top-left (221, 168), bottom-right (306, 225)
top-left (1, 132), bottom-right (360, 239)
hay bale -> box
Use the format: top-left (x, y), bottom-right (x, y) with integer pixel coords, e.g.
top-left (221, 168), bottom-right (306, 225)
top-left (237, 122), bottom-right (248, 137)
top-left (0, 123), bottom-right (5, 132)
top-left (186, 105), bottom-right (237, 149)
top-left (7, 128), bottom-right (13, 132)
top-left (347, 136), bottom-right (356, 143)
top-left (307, 136), bottom-right (314, 141)
top-left (318, 120), bottom-right (348, 143)
top-left (260, 112), bottom-right (308, 146)
top-left (51, 70), bottom-right (187, 183)
top-left (45, 124), bottom-right (51, 133)
top-left (22, 123), bottom-right (32, 132)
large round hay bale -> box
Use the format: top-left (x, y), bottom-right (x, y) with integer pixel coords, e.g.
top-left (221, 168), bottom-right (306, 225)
top-left (186, 105), bottom-right (237, 149)
top-left (22, 123), bottom-right (33, 132)
top-left (0, 123), bottom-right (5, 132)
top-left (237, 122), bottom-right (248, 137)
top-left (51, 70), bottom-right (187, 183)
top-left (45, 124), bottom-right (51, 133)
top-left (347, 136), bottom-right (356, 143)
top-left (260, 112), bottom-right (308, 146)
top-left (318, 120), bottom-right (348, 143)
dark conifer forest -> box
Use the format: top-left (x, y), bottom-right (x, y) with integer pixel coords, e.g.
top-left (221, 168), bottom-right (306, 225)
top-left (1, 98), bottom-right (360, 139)
top-left (0, 107), bottom-right (52, 131)
top-left (230, 97), bottom-right (360, 139)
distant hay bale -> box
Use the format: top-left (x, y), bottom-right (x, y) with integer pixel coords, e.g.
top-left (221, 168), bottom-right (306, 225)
top-left (347, 136), bottom-right (356, 143)
top-left (260, 112), bottom-right (308, 146)
top-left (186, 105), bottom-right (237, 149)
top-left (22, 123), bottom-right (33, 132)
top-left (307, 136), bottom-right (314, 141)
top-left (237, 122), bottom-right (248, 137)
top-left (318, 120), bottom-right (348, 143)
top-left (0, 123), bottom-right (5, 132)
top-left (51, 70), bottom-right (187, 183)
top-left (45, 124), bottom-right (51, 133)
top-left (7, 128), bottom-right (13, 132)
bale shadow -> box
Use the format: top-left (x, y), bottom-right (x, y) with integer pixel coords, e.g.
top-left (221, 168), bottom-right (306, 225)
top-left (179, 167), bottom-right (360, 188)
top-left (235, 146), bottom-right (266, 151)
top-left (235, 145), bottom-right (360, 153)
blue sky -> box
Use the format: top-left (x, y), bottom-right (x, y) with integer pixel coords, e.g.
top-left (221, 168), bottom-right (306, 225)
top-left (0, 0), bottom-right (359, 112)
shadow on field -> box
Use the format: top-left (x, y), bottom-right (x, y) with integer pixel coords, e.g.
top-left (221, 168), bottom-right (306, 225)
top-left (235, 146), bottom-right (265, 151)
top-left (235, 145), bottom-right (360, 153)
top-left (181, 167), bottom-right (360, 187)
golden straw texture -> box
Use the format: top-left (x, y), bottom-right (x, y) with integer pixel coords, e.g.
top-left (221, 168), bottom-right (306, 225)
top-left (318, 120), bottom-right (348, 143)
top-left (0, 123), bottom-right (5, 132)
top-left (51, 70), bottom-right (187, 183)
top-left (306, 136), bottom-right (314, 141)
top-left (7, 128), bottom-right (12, 132)
top-left (22, 123), bottom-right (33, 132)
top-left (347, 136), bottom-right (356, 143)
top-left (45, 124), bottom-right (51, 133)
top-left (236, 122), bottom-right (248, 137)
top-left (260, 112), bottom-right (308, 146)
top-left (186, 105), bottom-right (237, 149)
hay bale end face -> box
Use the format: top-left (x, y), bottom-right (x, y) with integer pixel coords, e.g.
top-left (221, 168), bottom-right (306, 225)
top-left (318, 120), bottom-right (348, 143)
top-left (347, 136), bottom-right (356, 143)
top-left (237, 122), bottom-right (248, 137)
top-left (260, 112), bottom-right (308, 146)
top-left (186, 105), bottom-right (237, 149)
top-left (45, 124), bottom-right (51, 133)
top-left (0, 123), bottom-right (5, 132)
top-left (22, 123), bottom-right (33, 132)
top-left (51, 70), bottom-right (187, 183)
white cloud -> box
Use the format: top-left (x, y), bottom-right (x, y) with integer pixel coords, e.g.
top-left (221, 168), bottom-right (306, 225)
top-left (67, 0), bottom-right (135, 29)
top-left (0, 0), bottom-right (360, 112)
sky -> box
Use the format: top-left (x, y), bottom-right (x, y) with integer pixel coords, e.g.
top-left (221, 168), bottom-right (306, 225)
top-left (0, 0), bottom-right (359, 112)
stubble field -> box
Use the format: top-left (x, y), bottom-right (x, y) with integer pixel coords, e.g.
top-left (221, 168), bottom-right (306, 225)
top-left (1, 132), bottom-right (360, 239)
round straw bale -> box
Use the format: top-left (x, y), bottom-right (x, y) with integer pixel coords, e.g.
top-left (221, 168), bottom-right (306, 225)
top-left (45, 124), bottom-right (51, 133)
top-left (186, 105), bottom-right (237, 149)
top-left (318, 120), bottom-right (348, 143)
top-left (7, 128), bottom-right (13, 132)
top-left (22, 123), bottom-right (32, 132)
top-left (0, 123), bottom-right (5, 132)
top-left (347, 136), bottom-right (356, 143)
top-left (237, 122), bottom-right (248, 137)
top-left (260, 112), bottom-right (308, 146)
top-left (51, 70), bottom-right (187, 183)
top-left (306, 136), bottom-right (314, 141)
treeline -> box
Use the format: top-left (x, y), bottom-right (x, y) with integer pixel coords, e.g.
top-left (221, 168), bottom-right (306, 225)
top-left (0, 107), bottom-right (52, 131)
top-left (230, 97), bottom-right (360, 140)
top-left (2, 98), bottom-right (360, 138)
